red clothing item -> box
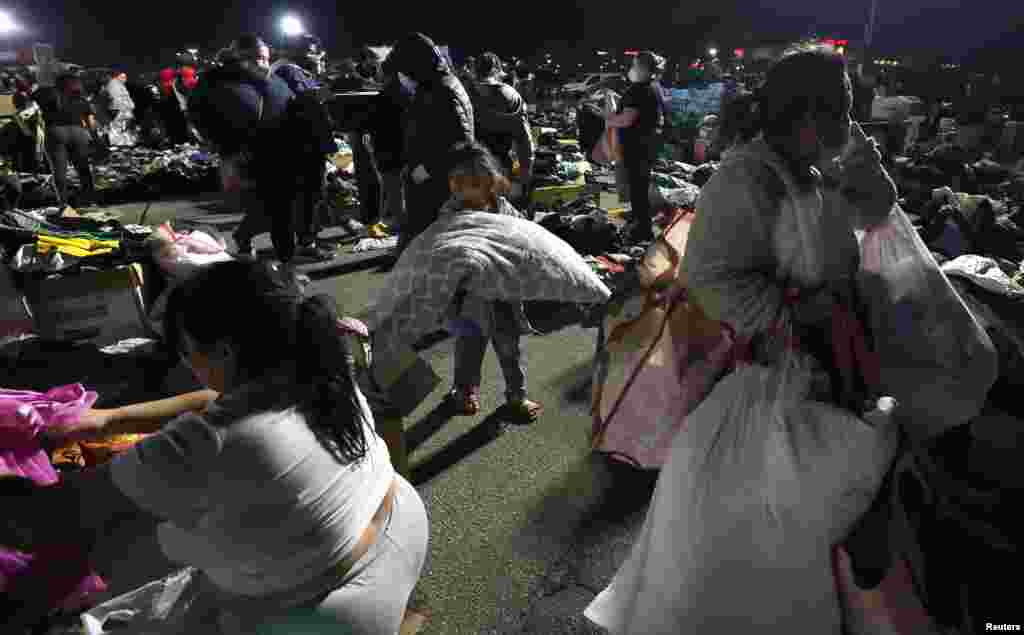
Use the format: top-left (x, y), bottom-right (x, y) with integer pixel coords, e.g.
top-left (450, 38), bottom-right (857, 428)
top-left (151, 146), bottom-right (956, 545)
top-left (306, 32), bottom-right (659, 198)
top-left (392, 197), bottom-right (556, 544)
top-left (180, 66), bottom-right (198, 90)
top-left (159, 68), bottom-right (177, 97)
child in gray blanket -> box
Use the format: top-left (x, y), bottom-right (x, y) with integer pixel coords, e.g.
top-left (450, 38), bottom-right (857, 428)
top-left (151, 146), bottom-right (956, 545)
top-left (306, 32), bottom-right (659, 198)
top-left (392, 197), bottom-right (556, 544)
top-left (441, 142), bottom-right (543, 423)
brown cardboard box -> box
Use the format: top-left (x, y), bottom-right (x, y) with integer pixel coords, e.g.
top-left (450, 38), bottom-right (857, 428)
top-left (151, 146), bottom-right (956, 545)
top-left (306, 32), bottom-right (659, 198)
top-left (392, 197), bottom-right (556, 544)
top-left (23, 265), bottom-right (150, 345)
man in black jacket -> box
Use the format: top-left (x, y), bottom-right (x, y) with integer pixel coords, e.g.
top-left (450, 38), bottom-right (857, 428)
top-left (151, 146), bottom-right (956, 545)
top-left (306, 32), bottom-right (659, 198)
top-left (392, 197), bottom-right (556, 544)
top-left (383, 32), bottom-right (475, 253)
top-left (189, 35), bottom-right (302, 264)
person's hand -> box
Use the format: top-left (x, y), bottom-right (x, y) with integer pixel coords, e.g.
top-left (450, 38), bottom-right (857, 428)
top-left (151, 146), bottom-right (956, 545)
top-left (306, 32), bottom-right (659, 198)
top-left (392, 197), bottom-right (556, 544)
top-left (411, 164), bottom-right (430, 184)
top-left (43, 408), bottom-right (116, 444)
top-left (839, 121), bottom-right (898, 222)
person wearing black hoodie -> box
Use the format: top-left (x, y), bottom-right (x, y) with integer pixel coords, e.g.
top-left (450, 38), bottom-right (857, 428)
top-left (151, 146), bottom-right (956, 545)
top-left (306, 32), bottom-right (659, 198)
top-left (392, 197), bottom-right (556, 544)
top-left (471, 53), bottom-right (534, 207)
top-left (189, 34), bottom-right (299, 264)
top-left (383, 32), bottom-right (475, 253)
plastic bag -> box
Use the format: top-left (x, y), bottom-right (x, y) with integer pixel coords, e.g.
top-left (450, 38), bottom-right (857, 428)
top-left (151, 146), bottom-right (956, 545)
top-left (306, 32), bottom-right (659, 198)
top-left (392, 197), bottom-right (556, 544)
top-left (80, 567), bottom-right (202, 635)
top-left (590, 210), bottom-right (734, 468)
top-left (586, 324), bottom-right (900, 632)
top-left (858, 205), bottom-right (998, 443)
top-left (151, 223), bottom-right (233, 280)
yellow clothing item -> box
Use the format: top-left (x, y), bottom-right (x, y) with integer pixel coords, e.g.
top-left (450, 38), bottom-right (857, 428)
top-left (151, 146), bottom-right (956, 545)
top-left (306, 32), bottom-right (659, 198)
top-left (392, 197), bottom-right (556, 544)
top-left (36, 235), bottom-right (119, 258)
top-left (368, 223), bottom-right (392, 239)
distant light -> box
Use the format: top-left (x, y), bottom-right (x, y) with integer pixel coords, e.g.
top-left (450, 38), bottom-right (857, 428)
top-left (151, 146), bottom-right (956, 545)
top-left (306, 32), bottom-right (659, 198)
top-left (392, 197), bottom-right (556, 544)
top-left (733, 48), bottom-right (745, 58)
top-left (280, 14), bottom-right (304, 37)
top-left (708, 48), bottom-right (718, 57)
top-left (597, 50), bottom-right (608, 56)
top-left (0, 10), bottom-right (18, 35)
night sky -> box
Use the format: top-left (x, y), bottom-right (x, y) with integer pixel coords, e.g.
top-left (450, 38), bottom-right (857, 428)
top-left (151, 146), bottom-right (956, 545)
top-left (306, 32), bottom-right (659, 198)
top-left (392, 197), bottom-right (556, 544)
top-left (5, 0), bottom-right (1022, 72)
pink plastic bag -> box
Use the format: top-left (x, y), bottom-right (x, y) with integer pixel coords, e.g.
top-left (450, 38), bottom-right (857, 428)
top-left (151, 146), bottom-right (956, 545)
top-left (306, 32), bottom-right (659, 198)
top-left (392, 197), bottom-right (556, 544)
top-left (0, 384), bottom-right (108, 610)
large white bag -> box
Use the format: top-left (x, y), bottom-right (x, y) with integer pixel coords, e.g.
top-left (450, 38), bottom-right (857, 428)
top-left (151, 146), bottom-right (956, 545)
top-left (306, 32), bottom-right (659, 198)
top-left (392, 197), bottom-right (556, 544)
top-left (585, 331), bottom-right (900, 633)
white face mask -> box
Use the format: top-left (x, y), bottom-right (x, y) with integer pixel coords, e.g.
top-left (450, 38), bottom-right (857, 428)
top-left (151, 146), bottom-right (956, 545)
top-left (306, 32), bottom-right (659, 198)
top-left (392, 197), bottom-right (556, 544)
top-left (628, 67), bottom-right (644, 83)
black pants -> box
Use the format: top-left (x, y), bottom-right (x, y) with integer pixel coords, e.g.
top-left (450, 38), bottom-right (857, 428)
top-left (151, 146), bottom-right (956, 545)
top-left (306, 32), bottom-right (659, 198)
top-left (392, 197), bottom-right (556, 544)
top-left (236, 156), bottom-right (303, 263)
top-left (295, 153), bottom-right (326, 245)
top-left (398, 175), bottom-right (450, 253)
top-left (45, 125), bottom-right (95, 205)
top-left (0, 175), bottom-right (21, 212)
top-left (624, 145), bottom-right (656, 234)
top-left (353, 133), bottom-right (382, 226)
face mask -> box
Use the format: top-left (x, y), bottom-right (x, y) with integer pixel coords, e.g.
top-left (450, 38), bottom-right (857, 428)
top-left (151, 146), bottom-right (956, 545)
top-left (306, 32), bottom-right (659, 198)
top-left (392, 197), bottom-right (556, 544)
top-left (628, 68), bottom-right (644, 83)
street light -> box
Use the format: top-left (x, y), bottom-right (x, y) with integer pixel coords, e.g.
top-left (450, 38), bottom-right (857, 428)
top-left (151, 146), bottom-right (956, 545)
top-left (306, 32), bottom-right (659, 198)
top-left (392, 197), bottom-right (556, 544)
top-left (0, 10), bottom-right (20, 35)
top-left (708, 47), bottom-right (718, 58)
top-left (280, 14), bottom-right (304, 38)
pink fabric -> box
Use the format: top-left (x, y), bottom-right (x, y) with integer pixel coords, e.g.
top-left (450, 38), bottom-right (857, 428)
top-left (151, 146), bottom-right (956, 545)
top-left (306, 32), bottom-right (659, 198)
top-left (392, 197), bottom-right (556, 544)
top-left (594, 300), bottom-right (734, 468)
top-left (833, 545), bottom-right (939, 634)
top-left (0, 384), bottom-right (107, 609)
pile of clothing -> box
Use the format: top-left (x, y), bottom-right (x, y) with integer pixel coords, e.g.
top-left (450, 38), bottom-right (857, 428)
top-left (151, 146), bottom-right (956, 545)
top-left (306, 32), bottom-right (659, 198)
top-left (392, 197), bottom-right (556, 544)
top-left (534, 199), bottom-right (625, 256)
top-left (0, 208), bottom-right (151, 274)
top-left (14, 144), bottom-right (222, 208)
top-left (898, 143), bottom-right (1018, 200)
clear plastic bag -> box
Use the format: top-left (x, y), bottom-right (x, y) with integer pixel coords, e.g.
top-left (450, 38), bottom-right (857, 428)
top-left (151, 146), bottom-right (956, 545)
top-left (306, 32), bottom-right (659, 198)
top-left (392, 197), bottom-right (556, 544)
top-left (80, 567), bottom-right (202, 635)
top-left (858, 205), bottom-right (998, 443)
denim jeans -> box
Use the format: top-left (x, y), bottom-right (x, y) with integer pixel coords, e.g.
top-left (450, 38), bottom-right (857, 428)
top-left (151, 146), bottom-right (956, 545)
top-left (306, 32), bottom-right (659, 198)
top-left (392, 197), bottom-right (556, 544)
top-left (453, 302), bottom-right (527, 403)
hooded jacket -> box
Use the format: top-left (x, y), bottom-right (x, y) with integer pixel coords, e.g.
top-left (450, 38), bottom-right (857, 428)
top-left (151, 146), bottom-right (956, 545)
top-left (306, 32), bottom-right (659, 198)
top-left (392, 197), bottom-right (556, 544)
top-left (471, 78), bottom-right (534, 181)
top-left (384, 33), bottom-right (474, 180)
top-left (188, 61), bottom-right (295, 158)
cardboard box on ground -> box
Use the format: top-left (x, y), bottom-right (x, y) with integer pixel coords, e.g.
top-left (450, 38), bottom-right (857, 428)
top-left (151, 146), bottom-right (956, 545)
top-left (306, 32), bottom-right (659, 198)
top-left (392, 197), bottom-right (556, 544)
top-left (21, 265), bottom-right (152, 346)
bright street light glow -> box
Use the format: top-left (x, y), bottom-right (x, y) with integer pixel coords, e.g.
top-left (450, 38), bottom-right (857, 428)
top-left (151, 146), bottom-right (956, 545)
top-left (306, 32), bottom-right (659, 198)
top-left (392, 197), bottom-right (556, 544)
top-left (280, 15), bottom-right (304, 37)
top-left (0, 10), bottom-right (19, 35)
top-left (708, 48), bottom-right (718, 57)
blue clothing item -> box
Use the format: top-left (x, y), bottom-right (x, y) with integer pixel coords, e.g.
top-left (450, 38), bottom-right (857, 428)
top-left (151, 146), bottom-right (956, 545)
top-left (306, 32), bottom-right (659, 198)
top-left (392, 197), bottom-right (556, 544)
top-left (273, 62), bottom-right (322, 96)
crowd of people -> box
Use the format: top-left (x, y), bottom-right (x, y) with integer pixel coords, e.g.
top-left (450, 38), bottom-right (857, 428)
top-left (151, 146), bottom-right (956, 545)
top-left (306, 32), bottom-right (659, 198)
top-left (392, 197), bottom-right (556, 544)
top-left (0, 31), bottom-right (1014, 635)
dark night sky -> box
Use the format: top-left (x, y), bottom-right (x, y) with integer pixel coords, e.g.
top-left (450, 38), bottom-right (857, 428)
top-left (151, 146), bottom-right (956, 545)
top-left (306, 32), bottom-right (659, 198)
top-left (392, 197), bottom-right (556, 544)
top-left (4, 1), bottom-right (1022, 71)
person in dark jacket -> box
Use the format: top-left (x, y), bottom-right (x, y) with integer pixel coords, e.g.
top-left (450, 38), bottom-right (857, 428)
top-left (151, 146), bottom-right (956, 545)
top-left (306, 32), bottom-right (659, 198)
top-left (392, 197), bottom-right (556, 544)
top-left (189, 34), bottom-right (301, 264)
top-left (270, 34), bottom-right (335, 262)
top-left (471, 52), bottom-right (534, 207)
top-left (383, 32), bottom-right (475, 254)
top-left (333, 55), bottom-right (386, 231)
top-left (32, 74), bottom-right (99, 207)
top-left (604, 50), bottom-right (666, 243)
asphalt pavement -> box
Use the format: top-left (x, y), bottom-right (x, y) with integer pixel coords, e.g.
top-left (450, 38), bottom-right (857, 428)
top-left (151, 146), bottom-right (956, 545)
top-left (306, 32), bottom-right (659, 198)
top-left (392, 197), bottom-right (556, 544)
top-left (81, 196), bottom-right (659, 634)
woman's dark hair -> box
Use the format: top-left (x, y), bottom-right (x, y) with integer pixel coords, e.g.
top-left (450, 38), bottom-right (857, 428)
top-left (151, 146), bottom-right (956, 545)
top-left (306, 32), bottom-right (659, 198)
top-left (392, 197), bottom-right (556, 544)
top-left (447, 141), bottom-right (512, 206)
top-left (720, 45), bottom-right (850, 179)
top-left (721, 46), bottom-right (849, 143)
top-left (232, 34), bottom-right (268, 62)
top-left (164, 261), bottom-right (368, 463)
top-left (635, 51), bottom-right (666, 76)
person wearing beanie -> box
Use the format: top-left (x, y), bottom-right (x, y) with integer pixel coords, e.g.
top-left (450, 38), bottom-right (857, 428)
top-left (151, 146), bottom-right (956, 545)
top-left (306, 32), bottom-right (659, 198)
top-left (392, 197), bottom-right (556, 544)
top-left (470, 52), bottom-right (534, 207)
top-left (382, 32), bottom-right (475, 255)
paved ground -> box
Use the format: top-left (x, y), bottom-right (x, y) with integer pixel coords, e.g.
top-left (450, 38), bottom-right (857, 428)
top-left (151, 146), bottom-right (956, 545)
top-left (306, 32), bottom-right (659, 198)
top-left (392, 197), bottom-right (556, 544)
top-left (76, 195), bottom-right (658, 634)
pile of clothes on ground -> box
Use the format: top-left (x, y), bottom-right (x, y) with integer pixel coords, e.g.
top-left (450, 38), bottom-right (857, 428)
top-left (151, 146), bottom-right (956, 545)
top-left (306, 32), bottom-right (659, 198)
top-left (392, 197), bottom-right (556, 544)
top-left (896, 142), bottom-right (1021, 199)
top-left (0, 208), bottom-right (152, 274)
top-left (15, 144), bottom-right (222, 208)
